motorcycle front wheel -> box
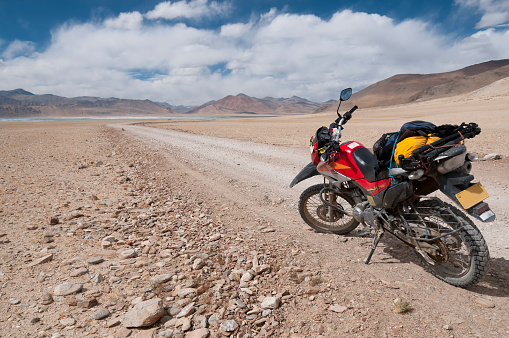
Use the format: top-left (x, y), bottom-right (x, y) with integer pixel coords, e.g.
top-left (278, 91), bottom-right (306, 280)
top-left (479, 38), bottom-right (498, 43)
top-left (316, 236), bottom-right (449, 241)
top-left (298, 184), bottom-right (359, 234)
top-left (410, 199), bottom-right (489, 287)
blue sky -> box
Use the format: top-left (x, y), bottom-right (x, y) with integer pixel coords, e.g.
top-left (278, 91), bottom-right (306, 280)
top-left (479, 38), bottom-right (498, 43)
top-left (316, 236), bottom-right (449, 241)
top-left (1, 0), bottom-right (508, 105)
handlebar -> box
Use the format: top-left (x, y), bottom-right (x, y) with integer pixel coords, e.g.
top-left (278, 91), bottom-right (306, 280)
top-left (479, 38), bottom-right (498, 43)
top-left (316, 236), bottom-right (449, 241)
top-left (343, 105), bottom-right (358, 123)
top-left (329, 105), bottom-right (360, 143)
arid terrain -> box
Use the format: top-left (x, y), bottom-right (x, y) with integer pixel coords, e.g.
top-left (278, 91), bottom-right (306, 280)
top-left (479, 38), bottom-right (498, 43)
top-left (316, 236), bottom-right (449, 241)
top-left (1, 79), bottom-right (509, 338)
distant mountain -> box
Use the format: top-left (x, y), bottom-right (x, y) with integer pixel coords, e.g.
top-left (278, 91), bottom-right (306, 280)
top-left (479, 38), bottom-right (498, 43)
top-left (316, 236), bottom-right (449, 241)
top-left (317, 59), bottom-right (509, 113)
top-left (0, 89), bottom-right (328, 118)
top-left (188, 93), bottom-right (329, 115)
top-left (0, 89), bottom-right (178, 118)
top-left (157, 101), bottom-right (198, 114)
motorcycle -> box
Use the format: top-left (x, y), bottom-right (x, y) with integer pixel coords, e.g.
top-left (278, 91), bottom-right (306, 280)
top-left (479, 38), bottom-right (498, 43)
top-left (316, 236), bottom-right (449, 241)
top-left (290, 88), bottom-right (495, 287)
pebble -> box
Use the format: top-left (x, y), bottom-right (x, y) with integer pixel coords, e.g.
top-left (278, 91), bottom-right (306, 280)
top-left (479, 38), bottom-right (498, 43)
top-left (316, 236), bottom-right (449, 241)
top-left (134, 328), bottom-right (157, 338)
top-left (29, 254), bottom-right (54, 266)
top-left (330, 304), bottom-right (348, 313)
top-left (106, 317), bottom-right (122, 328)
top-left (78, 298), bottom-right (98, 308)
top-left (261, 296), bottom-right (280, 309)
top-left (176, 317), bottom-right (192, 331)
top-left (193, 258), bottom-right (205, 270)
top-left (177, 288), bottom-right (197, 298)
top-left (220, 319), bottom-right (239, 332)
top-left (87, 257), bottom-right (104, 265)
top-left (151, 274), bottom-right (174, 286)
top-left (70, 267), bottom-right (88, 277)
top-left (208, 313), bottom-right (220, 327)
top-left (241, 271), bottom-right (254, 282)
top-left (176, 302), bottom-right (196, 318)
top-left (209, 233), bottom-right (221, 241)
top-left (123, 298), bottom-right (164, 328)
top-left (41, 293), bottom-right (54, 305)
top-left (60, 317), bottom-right (76, 327)
top-left (475, 297), bottom-right (495, 308)
top-left (93, 308), bottom-right (110, 320)
top-left (482, 153), bottom-right (501, 161)
top-left (119, 248), bottom-right (137, 259)
top-left (185, 328), bottom-right (210, 338)
top-left (53, 282), bottom-right (83, 296)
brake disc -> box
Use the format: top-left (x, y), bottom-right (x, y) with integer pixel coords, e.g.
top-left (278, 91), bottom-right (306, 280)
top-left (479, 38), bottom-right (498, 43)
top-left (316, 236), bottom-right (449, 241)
top-left (317, 204), bottom-right (344, 222)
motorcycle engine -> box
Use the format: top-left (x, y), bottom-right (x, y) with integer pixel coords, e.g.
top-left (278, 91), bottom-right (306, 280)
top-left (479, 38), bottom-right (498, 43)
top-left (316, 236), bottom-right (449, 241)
top-left (353, 202), bottom-right (378, 227)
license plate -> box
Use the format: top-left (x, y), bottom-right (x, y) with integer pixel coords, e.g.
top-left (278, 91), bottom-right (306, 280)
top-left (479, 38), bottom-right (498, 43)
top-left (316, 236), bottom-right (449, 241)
top-left (456, 182), bottom-right (489, 209)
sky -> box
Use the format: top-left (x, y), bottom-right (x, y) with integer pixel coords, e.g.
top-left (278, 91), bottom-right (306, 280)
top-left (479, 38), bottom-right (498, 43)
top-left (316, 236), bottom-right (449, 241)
top-left (1, 0), bottom-right (508, 105)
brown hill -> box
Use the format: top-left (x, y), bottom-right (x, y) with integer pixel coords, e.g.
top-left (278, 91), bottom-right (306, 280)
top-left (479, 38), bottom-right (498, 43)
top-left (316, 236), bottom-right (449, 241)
top-left (318, 59), bottom-right (509, 113)
top-left (188, 93), bottom-right (329, 116)
top-left (0, 89), bottom-right (178, 118)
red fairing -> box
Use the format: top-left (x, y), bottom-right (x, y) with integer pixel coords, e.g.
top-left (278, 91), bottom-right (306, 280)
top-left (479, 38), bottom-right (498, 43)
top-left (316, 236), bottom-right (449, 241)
top-left (334, 141), bottom-right (391, 196)
top-left (311, 141), bottom-right (321, 165)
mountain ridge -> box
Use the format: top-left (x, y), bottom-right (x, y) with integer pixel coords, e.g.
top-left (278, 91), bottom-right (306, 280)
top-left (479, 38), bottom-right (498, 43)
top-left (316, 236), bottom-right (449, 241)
top-left (317, 59), bottom-right (509, 113)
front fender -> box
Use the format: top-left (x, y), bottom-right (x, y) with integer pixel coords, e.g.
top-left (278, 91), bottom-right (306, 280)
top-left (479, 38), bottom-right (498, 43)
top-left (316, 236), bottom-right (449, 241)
top-left (290, 162), bottom-right (319, 188)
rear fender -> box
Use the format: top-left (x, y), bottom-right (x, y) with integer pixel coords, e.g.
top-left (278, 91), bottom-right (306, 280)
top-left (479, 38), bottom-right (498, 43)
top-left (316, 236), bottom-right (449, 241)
top-left (290, 162), bottom-right (319, 188)
top-left (437, 172), bottom-right (495, 222)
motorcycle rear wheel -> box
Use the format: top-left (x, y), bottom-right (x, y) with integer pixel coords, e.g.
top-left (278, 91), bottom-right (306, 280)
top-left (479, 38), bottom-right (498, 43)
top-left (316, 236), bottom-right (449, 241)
top-left (411, 199), bottom-right (489, 287)
top-left (298, 184), bottom-right (359, 234)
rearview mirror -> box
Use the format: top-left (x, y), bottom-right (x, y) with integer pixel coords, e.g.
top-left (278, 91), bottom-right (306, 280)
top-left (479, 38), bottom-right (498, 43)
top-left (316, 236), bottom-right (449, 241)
top-left (340, 88), bottom-right (352, 101)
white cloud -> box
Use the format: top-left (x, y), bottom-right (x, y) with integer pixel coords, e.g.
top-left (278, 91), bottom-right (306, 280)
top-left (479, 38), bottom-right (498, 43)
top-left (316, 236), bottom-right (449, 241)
top-left (456, 0), bottom-right (509, 28)
top-left (0, 5), bottom-right (508, 105)
top-left (145, 0), bottom-right (227, 20)
top-left (104, 11), bottom-right (144, 30)
top-left (2, 40), bottom-right (35, 59)
top-left (220, 23), bottom-right (252, 38)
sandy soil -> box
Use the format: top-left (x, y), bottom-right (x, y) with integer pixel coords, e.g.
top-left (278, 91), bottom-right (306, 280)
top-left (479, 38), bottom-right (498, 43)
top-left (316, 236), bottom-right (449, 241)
top-left (1, 91), bottom-right (508, 338)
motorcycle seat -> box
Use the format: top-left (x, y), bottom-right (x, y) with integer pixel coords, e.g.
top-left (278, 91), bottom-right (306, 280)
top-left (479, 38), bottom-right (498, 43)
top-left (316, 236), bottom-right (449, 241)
top-left (352, 147), bottom-right (390, 183)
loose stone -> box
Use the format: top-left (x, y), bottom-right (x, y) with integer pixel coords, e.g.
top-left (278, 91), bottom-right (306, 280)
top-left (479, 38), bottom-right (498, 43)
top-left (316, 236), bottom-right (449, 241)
top-left (261, 296), bottom-right (280, 309)
top-left (41, 293), bottom-right (54, 305)
top-left (220, 319), bottom-right (238, 332)
top-left (53, 282), bottom-right (83, 296)
top-left (123, 298), bottom-right (164, 328)
top-left (119, 248), bottom-right (137, 259)
top-left (29, 254), bottom-right (54, 266)
top-left (330, 304), bottom-right (348, 313)
top-left (70, 267), bottom-right (88, 277)
top-left (60, 317), bottom-right (76, 327)
top-left (475, 297), bottom-right (495, 308)
top-left (185, 328), bottom-right (210, 338)
top-left (93, 308), bottom-right (110, 320)
top-left (87, 257), bottom-right (104, 265)
top-left (176, 302), bottom-right (196, 318)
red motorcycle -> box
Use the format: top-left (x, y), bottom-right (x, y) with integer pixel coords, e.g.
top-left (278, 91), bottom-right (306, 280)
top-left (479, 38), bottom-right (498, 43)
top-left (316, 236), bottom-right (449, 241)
top-left (290, 88), bottom-right (495, 287)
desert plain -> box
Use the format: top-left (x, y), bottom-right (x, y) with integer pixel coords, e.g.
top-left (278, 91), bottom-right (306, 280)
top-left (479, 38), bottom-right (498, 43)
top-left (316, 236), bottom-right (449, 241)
top-left (1, 78), bottom-right (509, 337)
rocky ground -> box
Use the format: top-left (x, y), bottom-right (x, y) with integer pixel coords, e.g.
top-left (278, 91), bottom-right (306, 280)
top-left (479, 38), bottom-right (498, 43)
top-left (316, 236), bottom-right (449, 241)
top-left (1, 120), bottom-right (508, 338)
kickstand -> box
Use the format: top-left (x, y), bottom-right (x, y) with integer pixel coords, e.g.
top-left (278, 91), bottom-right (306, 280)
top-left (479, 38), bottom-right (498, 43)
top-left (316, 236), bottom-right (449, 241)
top-left (365, 230), bottom-right (384, 265)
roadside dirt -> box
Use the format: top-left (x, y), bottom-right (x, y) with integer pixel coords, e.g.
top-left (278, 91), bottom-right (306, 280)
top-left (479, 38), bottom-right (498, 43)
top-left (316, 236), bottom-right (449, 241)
top-left (1, 119), bottom-right (508, 338)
